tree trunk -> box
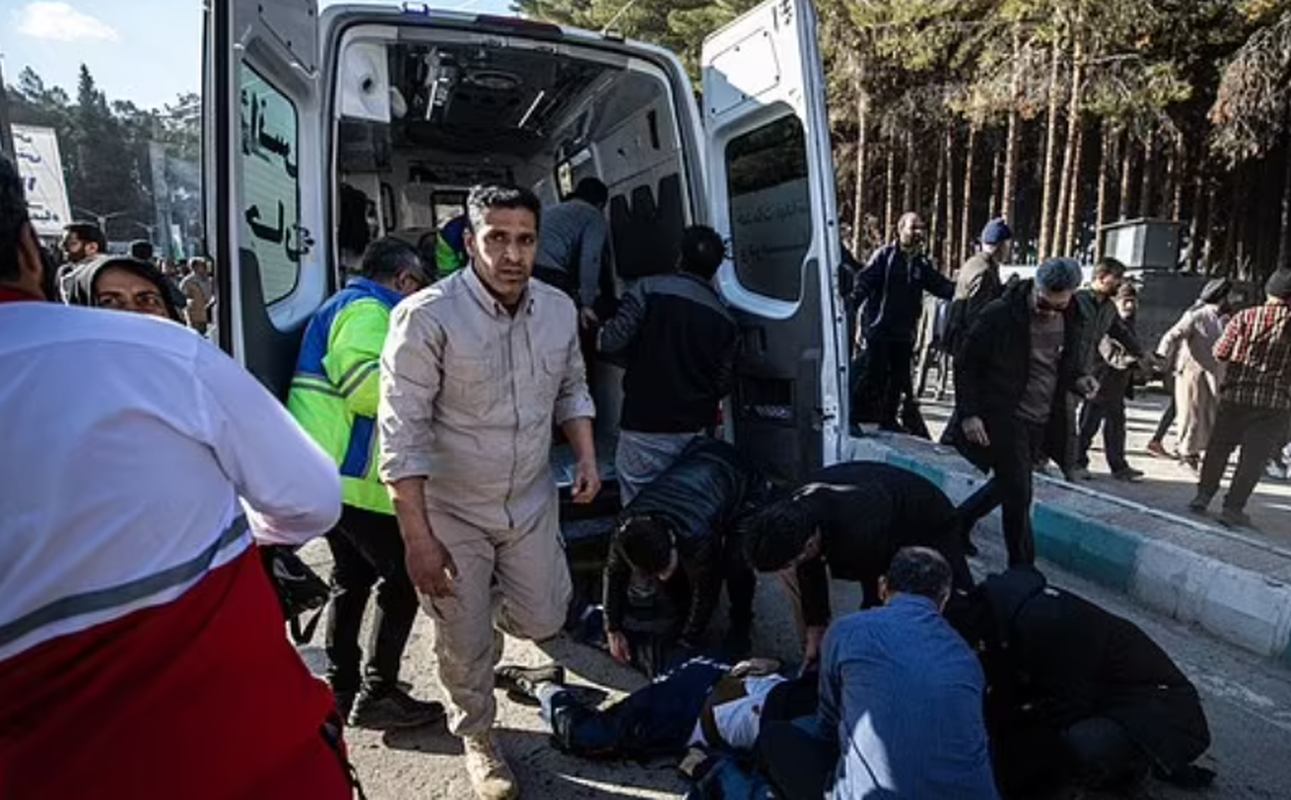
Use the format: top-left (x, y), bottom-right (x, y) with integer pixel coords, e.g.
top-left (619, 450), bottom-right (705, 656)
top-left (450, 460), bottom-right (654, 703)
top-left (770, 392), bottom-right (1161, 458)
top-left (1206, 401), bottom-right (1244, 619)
top-left (1095, 121), bottom-right (1113, 260)
top-left (989, 145), bottom-right (1004, 219)
top-left (851, 84), bottom-right (869, 255)
top-left (1169, 136), bottom-right (1185, 221)
top-left (1038, 40), bottom-right (1063, 260)
top-left (1054, 32), bottom-right (1084, 257)
top-left (1281, 137), bottom-right (1291, 271)
top-left (884, 138), bottom-right (897, 243)
top-left (944, 126), bottom-right (958, 268)
top-left (1188, 165), bottom-right (1205, 273)
top-left (1223, 178), bottom-right (1239, 277)
top-left (932, 134), bottom-right (947, 269)
top-left (1119, 135), bottom-right (1135, 220)
top-left (1001, 23), bottom-right (1023, 223)
top-left (961, 124), bottom-right (978, 265)
top-left (1064, 120), bottom-right (1086, 259)
top-left (1201, 181), bottom-right (1216, 274)
top-left (1139, 128), bottom-right (1156, 218)
top-left (902, 128), bottom-right (916, 213)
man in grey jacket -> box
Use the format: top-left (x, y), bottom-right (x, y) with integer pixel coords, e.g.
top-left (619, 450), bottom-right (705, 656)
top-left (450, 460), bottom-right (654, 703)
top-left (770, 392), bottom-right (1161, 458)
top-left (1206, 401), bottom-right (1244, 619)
top-left (947, 218), bottom-right (1012, 354)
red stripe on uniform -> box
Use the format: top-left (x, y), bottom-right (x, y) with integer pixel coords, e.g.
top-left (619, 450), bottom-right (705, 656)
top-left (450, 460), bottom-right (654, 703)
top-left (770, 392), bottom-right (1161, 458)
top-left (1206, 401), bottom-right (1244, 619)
top-left (0, 547), bottom-right (349, 800)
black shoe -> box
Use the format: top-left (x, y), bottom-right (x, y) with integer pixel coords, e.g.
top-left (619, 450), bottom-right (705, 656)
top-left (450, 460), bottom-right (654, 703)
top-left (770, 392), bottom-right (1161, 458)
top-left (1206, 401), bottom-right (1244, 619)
top-left (331, 688), bottom-right (357, 720)
top-left (495, 664), bottom-right (566, 700)
top-left (1112, 467), bottom-right (1145, 483)
top-left (348, 685), bottom-right (445, 730)
top-left (1188, 493), bottom-right (1212, 514)
top-left (722, 627), bottom-right (753, 660)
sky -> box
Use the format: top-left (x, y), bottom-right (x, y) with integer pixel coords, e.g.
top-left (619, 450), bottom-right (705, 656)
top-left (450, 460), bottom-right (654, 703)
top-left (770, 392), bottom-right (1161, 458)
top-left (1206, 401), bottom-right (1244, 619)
top-left (0, 0), bottom-right (516, 111)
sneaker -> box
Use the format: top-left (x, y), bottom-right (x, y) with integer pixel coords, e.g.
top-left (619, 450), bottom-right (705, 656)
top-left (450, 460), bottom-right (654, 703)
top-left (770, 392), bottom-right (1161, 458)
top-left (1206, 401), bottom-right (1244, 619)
top-left (1267, 460), bottom-right (1289, 481)
top-left (1146, 440), bottom-right (1170, 459)
top-left (1218, 508), bottom-right (1254, 529)
top-left (348, 685), bottom-right (445, 730)
top-left (464, 733), bottom-right (519, 800)
top-left (495, 664), bottom-right (566, 700)
top-left (1112, 468), bottom-right (1145, 483)
top-left (1188, 494), bottom-right (1212, 514)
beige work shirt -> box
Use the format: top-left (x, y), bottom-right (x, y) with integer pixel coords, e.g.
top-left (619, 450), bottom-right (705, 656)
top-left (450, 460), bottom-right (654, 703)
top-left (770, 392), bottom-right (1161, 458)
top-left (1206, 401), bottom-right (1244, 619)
top-left (378, 266), bottom-right (595, 531)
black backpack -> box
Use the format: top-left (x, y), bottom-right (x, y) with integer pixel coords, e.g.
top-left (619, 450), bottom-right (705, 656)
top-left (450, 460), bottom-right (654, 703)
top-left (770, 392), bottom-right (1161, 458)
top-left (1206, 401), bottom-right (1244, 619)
top-left (260, 545), bottom-right (330, 645)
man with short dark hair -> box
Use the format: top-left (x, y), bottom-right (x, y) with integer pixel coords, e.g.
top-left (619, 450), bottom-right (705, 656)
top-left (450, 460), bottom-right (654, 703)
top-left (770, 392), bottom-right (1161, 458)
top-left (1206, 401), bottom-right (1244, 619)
top-left (739, 461), bottom-right (974, 667)
top-left (1192, 269), bottom-right (1291, 528)
top-left (535, 176), bottom-right (611, 328)
top-left (598, 224), bottom-right (739, 503)
top-left (380, 184), bottom-right (600, 800)
top-left (602, 438), bottom-right (763, 674)
top-left (56, 221), bottom-right (107, 300)
top-left (0, 155), bottom-right (352, 799)
top-left (852, 211), bottom-right (955, 431)
top-left (288, 237), bottom-right (441, 731)
top-left (757, 547), bottom-right (999, 800)
top-left (951, 258), bottom-right (1098, 565)
top-left (1075, 282), bottom-right (1145, 481)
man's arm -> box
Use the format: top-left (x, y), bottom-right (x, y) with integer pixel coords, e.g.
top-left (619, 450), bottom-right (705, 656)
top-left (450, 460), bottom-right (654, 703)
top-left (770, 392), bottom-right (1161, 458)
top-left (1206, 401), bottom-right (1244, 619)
top-left (1107, 314), bottom-right (1144, 357)
top-left (680, 541), bottom-right (722, 643)
top-left (597, 281), bottom-right (647, 358)
top-left (922, 258), bottom-right (956, 300)
top-left (815, 624), bottom-right (844, 734)
top-left (602, 537), bottom-right (631, 633)
top-left (556, 311), bottom-right (600, 502)
top-left (1155, 308), bottom-right (1194, 362)
top-left (797, 556), bottom-right (832, 629)
top-left (850, 249), bottom-right (886, 307)
top-left (953, 310), bottom-right (998, 420)
top-left (197, 346), bottom-right (341, 545)
top-left (1214, 312), bottom-right (1244, 363)
top-left (578, 214), bottom-right (609, 309)
top-left (324, 300), bottom-right (387, 417)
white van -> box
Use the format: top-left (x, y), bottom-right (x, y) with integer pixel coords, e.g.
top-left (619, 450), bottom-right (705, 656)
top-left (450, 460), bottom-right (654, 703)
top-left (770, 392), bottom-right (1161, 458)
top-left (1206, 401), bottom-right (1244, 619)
top-left (202, 0), bottom-right (850, 499)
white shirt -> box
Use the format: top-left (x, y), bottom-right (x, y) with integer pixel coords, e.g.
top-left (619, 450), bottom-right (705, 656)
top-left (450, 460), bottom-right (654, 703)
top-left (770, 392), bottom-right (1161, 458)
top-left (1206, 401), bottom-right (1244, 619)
top-left (688, 674), bottom-right (787, 751)
top-left (0, 303), bottom-right (341, 663)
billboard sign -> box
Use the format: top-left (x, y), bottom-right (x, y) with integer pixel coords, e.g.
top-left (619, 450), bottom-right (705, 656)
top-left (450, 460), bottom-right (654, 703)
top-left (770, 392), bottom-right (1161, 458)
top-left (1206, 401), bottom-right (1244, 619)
top-left (13, 124), bottom-right (72, 238)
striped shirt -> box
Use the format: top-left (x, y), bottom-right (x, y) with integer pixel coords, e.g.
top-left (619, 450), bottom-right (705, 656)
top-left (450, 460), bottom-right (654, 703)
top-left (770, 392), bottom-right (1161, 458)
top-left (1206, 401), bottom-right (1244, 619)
top-left (1215, 301), bottom-right (1291, 410)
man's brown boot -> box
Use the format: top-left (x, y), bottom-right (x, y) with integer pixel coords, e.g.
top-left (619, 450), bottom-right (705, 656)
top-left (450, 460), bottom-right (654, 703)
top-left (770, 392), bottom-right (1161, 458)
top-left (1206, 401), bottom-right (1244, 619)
top-left (464, 733), bottom-right (519, 800)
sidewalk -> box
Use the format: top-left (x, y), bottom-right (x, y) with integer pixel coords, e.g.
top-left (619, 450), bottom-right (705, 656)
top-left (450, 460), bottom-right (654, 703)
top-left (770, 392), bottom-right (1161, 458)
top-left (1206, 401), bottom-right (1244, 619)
top-left (849, 392), bottom-right (1291, 666)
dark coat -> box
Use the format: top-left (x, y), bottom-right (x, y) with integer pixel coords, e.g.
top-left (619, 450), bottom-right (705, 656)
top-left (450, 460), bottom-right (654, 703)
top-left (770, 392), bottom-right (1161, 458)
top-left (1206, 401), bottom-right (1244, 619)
top-left (603, 438), bottom-right (768, 641)
top-left (793, 461), bottom-right (972, 625)
top-left (949, 279), bottom-right (1086, 470)
top-left (979, 570), bottom-right (1211, 776)
top-left (852, 242), bottom-right (954, 342)
top-left (946, 252), bottom-right (1004, 353)
top-left (1075, 288), bottom-right (1142, 379)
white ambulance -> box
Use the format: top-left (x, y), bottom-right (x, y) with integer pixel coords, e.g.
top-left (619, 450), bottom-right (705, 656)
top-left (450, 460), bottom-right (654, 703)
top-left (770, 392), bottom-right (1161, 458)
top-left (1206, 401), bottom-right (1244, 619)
top-left (203, 0), bottom-right (850, 491)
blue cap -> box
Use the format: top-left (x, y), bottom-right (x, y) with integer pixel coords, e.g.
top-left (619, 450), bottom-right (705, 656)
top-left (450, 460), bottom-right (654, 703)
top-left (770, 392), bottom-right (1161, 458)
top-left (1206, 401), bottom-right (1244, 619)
top-left (1036, 258), bottom-right (1083, 292)
top-left (981, 218), bottom-right (1013, 246)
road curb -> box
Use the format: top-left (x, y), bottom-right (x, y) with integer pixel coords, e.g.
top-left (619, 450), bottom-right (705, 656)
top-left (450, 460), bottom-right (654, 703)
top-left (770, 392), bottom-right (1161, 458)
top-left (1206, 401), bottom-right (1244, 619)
top-left (848, 435), bottom-right (1291, 667)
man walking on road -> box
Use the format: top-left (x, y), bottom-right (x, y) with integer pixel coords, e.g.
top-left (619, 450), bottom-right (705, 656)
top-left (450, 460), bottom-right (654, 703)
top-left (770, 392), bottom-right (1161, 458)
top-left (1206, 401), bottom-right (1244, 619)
top-left (379, 184), bottom-right (600, 800)
top-left (1075, 283), bottom-right (1146, 482)
top-left (950, 258), bottom-right (1097, 566)
top-left (1155, 278), bottom-right (1231, 470)
top-left (1191, 270), bottom-right (1291, 528)
top-left (947, 217), bottom-right (1012, 354)
top-left (852, 211), bottom-right (954, 431)
top-left (288, 237), bottom-right (443, 730)
top-left (0, 155), bottom-right (353, 799)
top-left (597, 224), bottom-right (739, 504)
top-left (181, 256), bottom-right (214, 334)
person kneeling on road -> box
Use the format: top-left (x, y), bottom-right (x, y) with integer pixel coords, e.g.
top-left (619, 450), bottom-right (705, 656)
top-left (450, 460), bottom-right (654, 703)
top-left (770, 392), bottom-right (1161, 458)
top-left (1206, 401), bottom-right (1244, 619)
top-left (602, 438), bottom-right (768, 676)
top-left (740, 460), bottom-right (975, 668)
top-left (950, 568), bottom-right (1214, 798)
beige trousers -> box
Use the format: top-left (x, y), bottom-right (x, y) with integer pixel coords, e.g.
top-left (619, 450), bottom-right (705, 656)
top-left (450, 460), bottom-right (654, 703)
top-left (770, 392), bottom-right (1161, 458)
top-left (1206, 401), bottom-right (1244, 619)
top-left (421, 498), bottom-right (572, 736)
top-left (1175, 365), bottom-right (1221, 458)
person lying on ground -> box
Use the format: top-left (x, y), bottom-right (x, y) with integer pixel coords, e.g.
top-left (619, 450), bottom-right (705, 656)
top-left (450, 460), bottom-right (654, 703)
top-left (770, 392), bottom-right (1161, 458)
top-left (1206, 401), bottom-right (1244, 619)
top-left (494, 656), bottom-right (816, 765)
top-left (602, 438), bottom-right (771, 675)
top-left (739, 461), bottom-right (975, 667)
top-left (756, 547), bottom-right (999, 800)
top-left (949, 568), bottom-right (1213, 799)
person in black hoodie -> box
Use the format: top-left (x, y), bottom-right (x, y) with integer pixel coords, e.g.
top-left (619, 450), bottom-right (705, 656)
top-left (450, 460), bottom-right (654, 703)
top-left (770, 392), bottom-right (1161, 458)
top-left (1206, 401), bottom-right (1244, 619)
top-left (949, 258), bottom-right (1098, 565)
top-left (739, 461), bottom-right (974, 667)
top-left (601, 438), bottom-right (769, 675)
top-left (949, 569), bottom-right (1214, 798)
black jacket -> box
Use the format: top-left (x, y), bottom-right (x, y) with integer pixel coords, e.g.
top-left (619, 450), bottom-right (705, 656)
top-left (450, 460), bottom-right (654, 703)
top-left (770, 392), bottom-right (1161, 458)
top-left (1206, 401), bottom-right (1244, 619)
top-left (793, 461), bottom-right (970, 626)
top-left (979, 569), bottom-right (1211, 776)
top-left (852, 242), bottom-right (954, 342)
top-left (598, 273), bottom-right (739, 434)
top-left (603, 438), bottom-right (767, 640)
top-left (1075, 288), bottom-right (1142, 379)
top-left (950, 279), bottom-right (1086, 469)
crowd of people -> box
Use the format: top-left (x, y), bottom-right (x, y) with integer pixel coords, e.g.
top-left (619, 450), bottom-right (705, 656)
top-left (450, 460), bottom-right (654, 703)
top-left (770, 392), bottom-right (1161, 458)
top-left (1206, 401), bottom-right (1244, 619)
top-left (850, 210), bottom-right (1291, 538)
top-left (2, 146), bottom-right (1276, 800)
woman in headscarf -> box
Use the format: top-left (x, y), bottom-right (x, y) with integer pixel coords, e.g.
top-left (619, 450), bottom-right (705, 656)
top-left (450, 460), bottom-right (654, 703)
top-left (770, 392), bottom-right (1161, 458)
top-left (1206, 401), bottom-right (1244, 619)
top-left (65, 254), bottom-right (184, 322)
top-left (1155, 278), bottom-right (1232, 471)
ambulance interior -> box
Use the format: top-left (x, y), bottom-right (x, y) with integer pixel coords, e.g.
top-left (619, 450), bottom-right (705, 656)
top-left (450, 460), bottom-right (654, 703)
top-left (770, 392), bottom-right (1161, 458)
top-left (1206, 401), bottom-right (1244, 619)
top-left (332, 30), bottom-right (694, 532)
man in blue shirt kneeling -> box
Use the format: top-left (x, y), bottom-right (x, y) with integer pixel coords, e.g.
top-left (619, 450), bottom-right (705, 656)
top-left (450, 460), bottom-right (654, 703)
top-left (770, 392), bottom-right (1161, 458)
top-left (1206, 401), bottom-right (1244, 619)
top-left (757, 546), bottom-right (999, 800)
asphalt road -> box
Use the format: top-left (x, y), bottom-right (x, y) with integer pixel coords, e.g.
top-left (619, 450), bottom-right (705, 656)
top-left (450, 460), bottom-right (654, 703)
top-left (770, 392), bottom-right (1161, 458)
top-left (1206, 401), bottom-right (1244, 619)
top-left (298, 521), bottom-right (1291, 800)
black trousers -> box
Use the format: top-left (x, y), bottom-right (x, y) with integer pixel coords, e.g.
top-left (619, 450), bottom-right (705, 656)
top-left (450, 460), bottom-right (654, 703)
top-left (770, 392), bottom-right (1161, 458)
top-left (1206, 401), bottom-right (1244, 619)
top-left (861, 337), bottom-right (917, 430)
top-left (958, 417), bottom-right (1046, 567)
top-left (1062, 716), bottom-right (1151, 792)
top-left (756, 718), bottom-right (839, 800)
top-left (324, 505), bottom-right (418, 693)
top-left (1077, 397), bottom-right (1130, 473)
top-left (1197, 402), bottom-right (1291, 512)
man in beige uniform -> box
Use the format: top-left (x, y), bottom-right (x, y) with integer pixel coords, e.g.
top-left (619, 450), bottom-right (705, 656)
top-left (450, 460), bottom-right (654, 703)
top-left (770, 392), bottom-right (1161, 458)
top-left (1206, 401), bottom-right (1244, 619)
top-left (379, 184), bottom-right (600, 800)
